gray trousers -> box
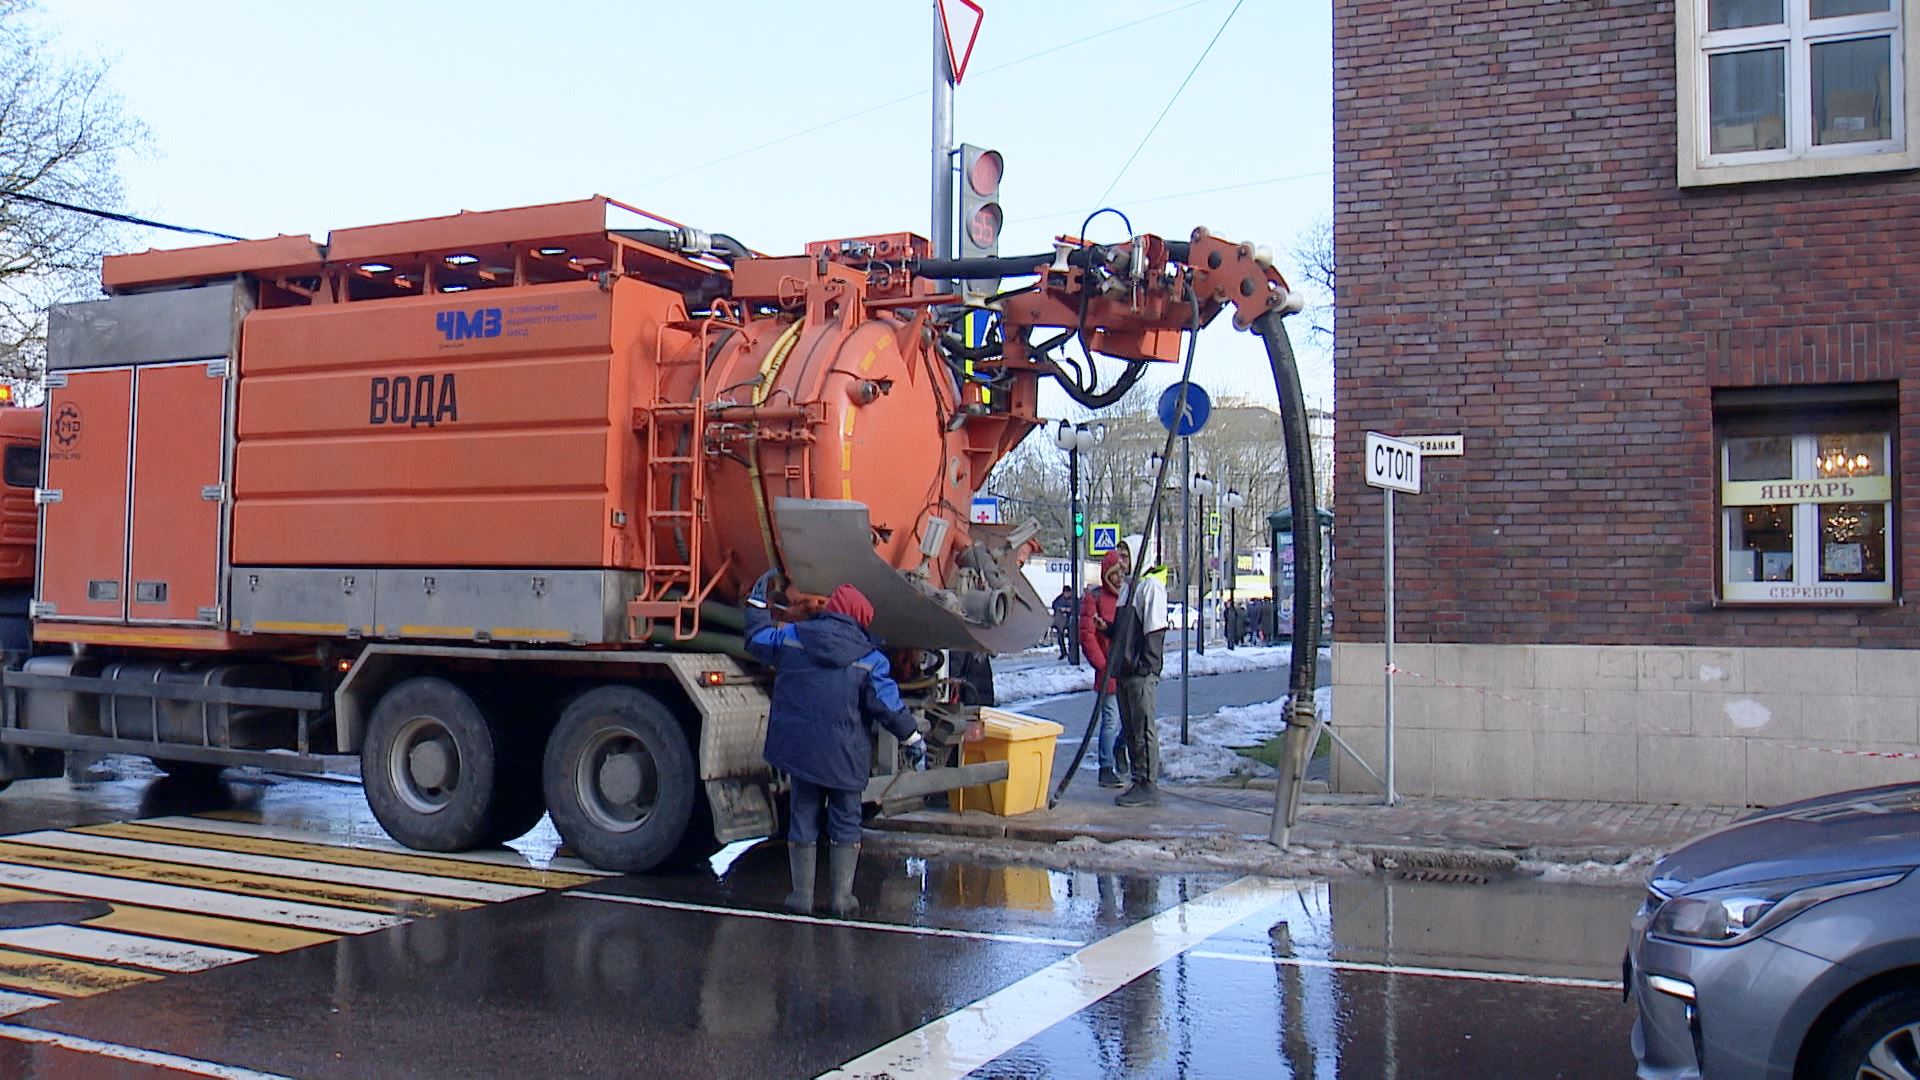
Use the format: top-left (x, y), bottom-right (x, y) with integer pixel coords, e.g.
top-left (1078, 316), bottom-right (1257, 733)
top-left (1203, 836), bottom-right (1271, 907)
top-left (1117, 675), bottom-right (1160, 786)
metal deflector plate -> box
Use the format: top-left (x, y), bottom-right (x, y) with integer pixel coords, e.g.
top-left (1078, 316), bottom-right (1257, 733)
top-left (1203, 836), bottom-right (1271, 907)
top-left (772, 498), bottom-right (1048, 654)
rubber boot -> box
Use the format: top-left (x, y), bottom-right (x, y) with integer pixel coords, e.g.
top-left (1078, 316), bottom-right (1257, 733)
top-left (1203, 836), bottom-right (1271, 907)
top-left (826, 843), bottom-right (861, 918)
top-left (785, 843), bottom-right (817, 914)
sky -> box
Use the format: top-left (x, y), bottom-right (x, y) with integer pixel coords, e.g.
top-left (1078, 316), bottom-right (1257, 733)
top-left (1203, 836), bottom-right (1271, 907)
top-left (36, 0), bottom-right (1333, 410)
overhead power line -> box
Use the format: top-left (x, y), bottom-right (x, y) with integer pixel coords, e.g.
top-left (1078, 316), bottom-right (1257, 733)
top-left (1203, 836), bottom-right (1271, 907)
top-left (2, 191), bottom-right (246, 242)
top-left (1008, 169), bottom-right (1329, 227)
top-left (629, 0), bottom-right (1217, 191)
top-left (1091, 0), bottom-right (1247, 211)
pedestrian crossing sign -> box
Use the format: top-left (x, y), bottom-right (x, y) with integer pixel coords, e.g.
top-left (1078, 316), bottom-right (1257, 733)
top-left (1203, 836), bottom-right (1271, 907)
top-left (1088, 523), bottom-right (1120, 556)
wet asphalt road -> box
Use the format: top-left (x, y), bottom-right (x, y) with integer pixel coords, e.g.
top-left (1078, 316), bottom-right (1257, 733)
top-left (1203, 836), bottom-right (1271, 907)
top-left (0, 764), bottom-right (1643, 1078)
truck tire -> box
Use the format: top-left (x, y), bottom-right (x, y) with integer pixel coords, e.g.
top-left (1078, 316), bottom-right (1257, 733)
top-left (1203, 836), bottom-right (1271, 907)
top-left (542, 685), bottom-right (697, 873)
top-left (363, 677), bottom-right (504, 852)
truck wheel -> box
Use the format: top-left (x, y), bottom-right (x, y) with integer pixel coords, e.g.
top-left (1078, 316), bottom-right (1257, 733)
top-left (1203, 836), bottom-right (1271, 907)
top-left (363, 677), bottom-right (502, 852)
top-left (542, 686), bottom-right (697, 873)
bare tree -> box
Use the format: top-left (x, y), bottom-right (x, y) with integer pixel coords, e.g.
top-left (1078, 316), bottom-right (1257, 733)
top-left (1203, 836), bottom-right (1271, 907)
top-left (1289, 214), bottom-right (1334, 345)
top-left (0, 0), bottom-right (143, 384)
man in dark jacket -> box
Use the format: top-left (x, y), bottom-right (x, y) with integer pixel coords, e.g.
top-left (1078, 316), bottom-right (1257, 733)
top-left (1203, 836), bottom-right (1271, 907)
top-left (1049, 586), bottom-right (1075, 658)
top-left (746, 572), bottom-right (921, 916)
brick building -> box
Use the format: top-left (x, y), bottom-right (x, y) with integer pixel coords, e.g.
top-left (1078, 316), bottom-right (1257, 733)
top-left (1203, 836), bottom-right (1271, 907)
top-left (1330, 0), bottom-right (1920, 805)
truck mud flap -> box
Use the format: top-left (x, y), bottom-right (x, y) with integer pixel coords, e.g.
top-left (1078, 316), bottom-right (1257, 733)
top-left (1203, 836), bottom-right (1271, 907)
top-left (773, 498), bottom-right (1048, 654)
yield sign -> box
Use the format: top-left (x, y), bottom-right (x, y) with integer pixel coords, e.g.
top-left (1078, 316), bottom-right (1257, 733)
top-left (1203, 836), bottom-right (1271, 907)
top-left (938, 0), bottom-right (984, 84)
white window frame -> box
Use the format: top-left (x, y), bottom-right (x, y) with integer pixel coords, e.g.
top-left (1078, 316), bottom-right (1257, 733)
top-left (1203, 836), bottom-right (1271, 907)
top-left (1679, 0), bottom-right (1920, 185)
top-left (1720, 431), bottom-right (1895, 603)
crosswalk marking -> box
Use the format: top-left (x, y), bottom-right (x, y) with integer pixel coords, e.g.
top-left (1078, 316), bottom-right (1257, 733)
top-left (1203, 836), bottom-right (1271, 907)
top-left (0, 1022), bottom-right (295, 1080)
top-left (0, 811), bottom-right (610, 1021)
top-left (13, 831), bottom-right (541, 904)
top-left (0, 882), bottom-right (329, 953)
top-left (0, 861), bottom-right (406, 934)
top-left (80, 901), bottom-right (332, 953)
top-left (0, 989), bottom-right (56, 1016)
top-left (0, 840), bottom-right (475, 918)
top-left (85, 821), bottom-right (598, 890)
top-left (169, 813), bottom-right (615, 878)
top-left (0, 946), bottom-right (163, 998)
top-left (0, 925), bottom-right (252, 973)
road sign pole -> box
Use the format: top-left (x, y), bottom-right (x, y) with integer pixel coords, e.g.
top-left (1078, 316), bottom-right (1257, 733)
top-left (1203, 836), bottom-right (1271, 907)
top-left (1068, 444), bottom-right (1082, 665)
top-left (1195, 492), bottom-right (1206, 657)
top-left (1384, 487), bottom-right (1397, 807)
top-left (1180, 435), bottom-right (1191, 747)
top-left (930, 2), bottom-right (954, 271)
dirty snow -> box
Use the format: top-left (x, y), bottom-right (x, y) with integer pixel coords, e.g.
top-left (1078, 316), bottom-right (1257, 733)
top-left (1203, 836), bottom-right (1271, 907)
top-left (994, 645), bottom-right (1300, 706)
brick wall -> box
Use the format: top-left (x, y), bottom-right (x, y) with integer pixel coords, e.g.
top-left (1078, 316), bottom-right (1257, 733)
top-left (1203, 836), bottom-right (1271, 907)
top-left (1333, 0), bottom-right (1920, 649)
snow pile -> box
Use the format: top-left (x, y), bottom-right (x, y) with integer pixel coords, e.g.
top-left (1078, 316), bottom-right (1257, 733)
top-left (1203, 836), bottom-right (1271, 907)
top-left (1158, 699), bottom-right (1286, 782)
top-left (995, 644), bottom-right (1297, 705)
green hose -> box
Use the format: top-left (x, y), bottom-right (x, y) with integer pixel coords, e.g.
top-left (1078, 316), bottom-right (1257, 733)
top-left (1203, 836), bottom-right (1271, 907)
top-left (643, 626), bottom-right (753, 662)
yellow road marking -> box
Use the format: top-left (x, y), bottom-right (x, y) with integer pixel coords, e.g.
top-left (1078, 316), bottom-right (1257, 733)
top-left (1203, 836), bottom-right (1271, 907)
top-left (488, 627), bottom-right (570, 642)
top-left (0, 883), bottom-right (328, 953)
top-left (81, 823), bottom-right (595, 890)
top-left (84, 907), bottom-right (330, 954)
top-left (0, 842), bottom-right (473, 918)
top-left (0, 948), bottom-right (161, 998)
top-left (248, 620), bottom-right (348, 635)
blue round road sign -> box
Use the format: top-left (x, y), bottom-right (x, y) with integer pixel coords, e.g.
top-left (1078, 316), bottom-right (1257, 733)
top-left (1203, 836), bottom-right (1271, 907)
top-left (1157, 383), bottom-right (1211, 436)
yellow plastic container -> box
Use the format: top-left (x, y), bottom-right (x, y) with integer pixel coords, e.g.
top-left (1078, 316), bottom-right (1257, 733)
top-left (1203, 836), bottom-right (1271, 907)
top-left (955, 708), bottom-right (1064, 816)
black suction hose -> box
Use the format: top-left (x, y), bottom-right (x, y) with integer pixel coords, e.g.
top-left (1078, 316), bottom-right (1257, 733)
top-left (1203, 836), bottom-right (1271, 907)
top-left (1049, 280), bottom-right (1204, 808)
top-left (1253, 310), bottom-right (1324, 844)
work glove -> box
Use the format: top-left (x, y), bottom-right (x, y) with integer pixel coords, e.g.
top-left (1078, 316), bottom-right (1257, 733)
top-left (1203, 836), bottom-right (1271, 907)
top-left (748, 569), bottom-right (778, 608)
top-left (903, 731), bottom-right (928, 769)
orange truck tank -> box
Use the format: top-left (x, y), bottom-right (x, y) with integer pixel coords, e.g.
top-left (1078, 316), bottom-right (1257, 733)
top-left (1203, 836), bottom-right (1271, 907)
top-left (1, 196), bottom-right (1298, 871)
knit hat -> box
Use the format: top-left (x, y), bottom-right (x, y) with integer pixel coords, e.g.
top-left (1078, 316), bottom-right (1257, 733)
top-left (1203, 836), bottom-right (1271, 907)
top-left (824, 584), bottom-right (875, 628)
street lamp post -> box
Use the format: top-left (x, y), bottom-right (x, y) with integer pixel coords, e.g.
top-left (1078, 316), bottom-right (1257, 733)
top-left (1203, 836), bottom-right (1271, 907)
top-left (1190, 471), bottom-right (1215, 659)
top-left (1054, 420), bottom-right (1104, 665)
top-left (1222, 487), bottom-right (1245, 650)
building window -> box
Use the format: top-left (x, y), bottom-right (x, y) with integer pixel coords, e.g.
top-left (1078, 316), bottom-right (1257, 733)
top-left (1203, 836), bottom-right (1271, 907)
top-left (1721, 429), bottom-right (1894, 602)
top-left (1678, 0), bottom-right (1920, 185)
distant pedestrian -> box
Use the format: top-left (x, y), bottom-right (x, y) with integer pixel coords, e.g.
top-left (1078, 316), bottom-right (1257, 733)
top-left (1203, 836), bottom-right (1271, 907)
top-left (1050, 586), bottom-right (1075, 659)
top-left (1079, 544), bottom-right (1131, 788)
top-left (1110, 563), bottom-right (1169, 807)
top-left (745, 572), bottom-right (922, 916)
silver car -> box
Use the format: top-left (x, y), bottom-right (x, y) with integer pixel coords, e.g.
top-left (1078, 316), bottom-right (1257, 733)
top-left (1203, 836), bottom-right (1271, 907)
top-left (1627, 782), bottom-right (1920, 1078)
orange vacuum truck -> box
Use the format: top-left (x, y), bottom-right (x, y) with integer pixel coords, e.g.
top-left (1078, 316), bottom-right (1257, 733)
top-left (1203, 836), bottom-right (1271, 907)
top-left (0, 197), bottom-right (1302, 871)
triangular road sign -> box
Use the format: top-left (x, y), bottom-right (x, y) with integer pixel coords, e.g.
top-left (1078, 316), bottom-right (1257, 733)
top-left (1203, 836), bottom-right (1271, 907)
top-left (937, 0), bottom-right (984, 84)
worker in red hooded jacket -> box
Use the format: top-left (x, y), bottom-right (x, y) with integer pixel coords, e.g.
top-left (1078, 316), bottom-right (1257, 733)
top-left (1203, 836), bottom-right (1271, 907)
top-left (745, 572), bottom-right (922, 917)
top-left (1078, 543), bottom-right (1131, 787)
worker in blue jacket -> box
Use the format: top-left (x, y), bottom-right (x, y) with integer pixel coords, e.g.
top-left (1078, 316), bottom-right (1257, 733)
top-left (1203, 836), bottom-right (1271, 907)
top-left (745, 571), bottom-right (922, 916)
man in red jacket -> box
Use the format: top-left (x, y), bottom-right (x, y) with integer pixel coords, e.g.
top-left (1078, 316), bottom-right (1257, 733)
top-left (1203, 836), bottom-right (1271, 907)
top-left (1078, 543), bottom-right (1131, 787)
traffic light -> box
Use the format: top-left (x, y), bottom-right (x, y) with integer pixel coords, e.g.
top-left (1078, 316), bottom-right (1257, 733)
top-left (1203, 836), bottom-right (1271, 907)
top-left (958, 144), bottom-right (1002, 302)
top-left (1073, 509), bottom-right (1085, 539)
top-left (958, 144), bottom-right (1003, 259)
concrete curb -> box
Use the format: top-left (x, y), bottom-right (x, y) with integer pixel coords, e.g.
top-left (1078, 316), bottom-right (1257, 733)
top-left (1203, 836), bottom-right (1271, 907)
top-left (868, 815), bottom-right (1653, 881)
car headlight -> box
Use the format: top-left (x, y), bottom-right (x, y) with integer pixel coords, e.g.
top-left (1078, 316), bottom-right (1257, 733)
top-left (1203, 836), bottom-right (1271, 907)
top-left (1649, 870), bottom-right (1908, 947)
